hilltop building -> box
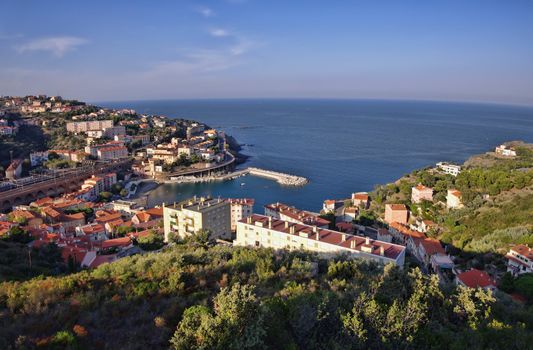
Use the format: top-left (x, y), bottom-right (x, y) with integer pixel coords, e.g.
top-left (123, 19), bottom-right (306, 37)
top-left (411, 184), bottom-right (433, 203)
top-left (436, 162), bottom-right (461, 177)
top-left (495, 144), bottom-right (517, 157)
top-left (446, 189), bottom-right (463, 209)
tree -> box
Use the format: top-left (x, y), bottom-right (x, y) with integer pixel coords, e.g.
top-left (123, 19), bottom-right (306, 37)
top-left (514, 274), bottom-right (533, 301)
top-left (170, 283), bottom-right (266, 349)
top-left (138, 233), bottom-right (164, 251)
top-left (98, 191), bottom-right (113, 202)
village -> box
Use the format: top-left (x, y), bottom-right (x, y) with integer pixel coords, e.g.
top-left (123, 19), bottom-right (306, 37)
top-left (0, 95), bottom-right (531, 303)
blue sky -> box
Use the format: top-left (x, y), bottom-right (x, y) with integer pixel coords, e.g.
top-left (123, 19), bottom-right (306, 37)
top-left (1, 0), bottom-right (533, 104)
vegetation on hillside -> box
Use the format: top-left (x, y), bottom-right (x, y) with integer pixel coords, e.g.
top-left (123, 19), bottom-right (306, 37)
top-left (370, 142), bottom-right (533, 255)
top-left (1, 242), bottom-right (532, 349)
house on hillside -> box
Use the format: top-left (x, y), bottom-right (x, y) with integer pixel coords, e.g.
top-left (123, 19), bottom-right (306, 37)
top-left (384, 204), bottom-right (409, 224)
top-left (456, 269), bottom-right (496, 291)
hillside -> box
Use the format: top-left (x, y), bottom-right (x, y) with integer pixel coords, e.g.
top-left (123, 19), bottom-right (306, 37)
top-left (369, 142), bottom-right (533, 256)
top-left (0, 241), bottom-right (532, 349)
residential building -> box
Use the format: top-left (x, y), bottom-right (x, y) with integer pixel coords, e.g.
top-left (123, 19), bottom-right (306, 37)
top-left (388, 222), bottom-right (425, 246)
top-left (456, 269), bottom-right (497, 291)
top-left (343, 207), bottom-right (358, 222)
top-left (132, 207), bottom-right (164, 225)
top-left (351, 192), bottom-right (370, 208)
top-left (235, 214), bottom-right (406, 267)
top-left (84, 141), bottom-right (124, 157)
top-left (265, 202), bottom-right (330, 228)
top-left (436, 162), bottom-right (461, 177)
top-left (5, 159), bottom-right (22, 180)
top-left (227, 198), bottom-right (255, 231)
top-left (495, 144), bottom-right (517, 157)
top-left (414, 238), bottom-right (446, 269)
top-left (384, 204), bottom-right (409, 224)
top-left (506, 245), bottom-right (533, 276)
top-left (30, 151), bottom-right (49, 166)
top-left (446, 189), bottom-right (463, 209)
top-left (50, 150), bottom-right (86, 162)
top-left (132, 134), bottom-right (150, 145)
top-left (102, 125), bottom-right (126, 138)
top-left (10, 209), bottom-right (43, 228)
top-left (66, 120), bottom-right (113, 133)
top-left (96, 145), bottom-right (128, 160)
top-left (411, 184), bottom-right (433, 203)
top-left (163, 196), bottom-right (231, 242)
top-left (323, 199), bottom-right (340, 213)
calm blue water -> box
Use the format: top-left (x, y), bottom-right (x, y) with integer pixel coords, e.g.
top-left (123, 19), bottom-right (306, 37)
top-left (100, 99), bottom-right (533, 212)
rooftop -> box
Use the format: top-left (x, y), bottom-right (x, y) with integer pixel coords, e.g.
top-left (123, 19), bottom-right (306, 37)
top-left (457, 269), bottom-right (495, 289)
top-left (242, 214), bottom-right (405, 260)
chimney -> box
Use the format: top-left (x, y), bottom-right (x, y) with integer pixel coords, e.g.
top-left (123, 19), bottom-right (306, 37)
top-left (313, 226), bottom-right (317, 233)
top-left (365, 236), bottom-right (370, 245)
top-left (350, 240), bottom-right (355, 249)
top-left (380, 245), bottom-right (385, 256)
top-left (315, 232), bottom-right (320, 241)
top-left (342, 234), bottom-right (346, 242)
top-left (290, 225), bottom-right (295, 234)
top-left (268, 216), bottom-right (272, 229)
top-left (247, 216), bottom-right (252, 224)
top-left (285, 221), bottom-right (289, 229)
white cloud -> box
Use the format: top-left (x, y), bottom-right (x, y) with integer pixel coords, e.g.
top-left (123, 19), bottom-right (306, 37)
top-left (209, 28), bottom-right (230, 37)
top-left (196, 6), bottom-right (215, 18)
top-left (16, 36), bottom-right (87, 57)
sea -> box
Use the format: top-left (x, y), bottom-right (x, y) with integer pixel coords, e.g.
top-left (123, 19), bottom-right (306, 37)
top-left (100, 99), bottom-right (533, 212)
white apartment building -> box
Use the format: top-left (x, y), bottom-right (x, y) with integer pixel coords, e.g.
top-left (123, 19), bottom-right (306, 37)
top-left (163, 196), bottom-right (231, 242)
top-left (66, 120), bottom-right (114, 133)
top-left (235, 214), bottom-right (406, 266)
top-left (506, 245), bottom-right (533, 276)
top-left (436, 162), bottom-right (461, 177)
top-left (227, 198), bottom-right (255, 231)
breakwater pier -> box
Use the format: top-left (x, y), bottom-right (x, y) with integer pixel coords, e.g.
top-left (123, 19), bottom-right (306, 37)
top-left (166, 167), bottom-right (308, 187)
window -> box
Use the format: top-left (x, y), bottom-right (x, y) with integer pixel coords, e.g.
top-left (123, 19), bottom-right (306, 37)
top-left (255, 241), bottom-right (260, 247)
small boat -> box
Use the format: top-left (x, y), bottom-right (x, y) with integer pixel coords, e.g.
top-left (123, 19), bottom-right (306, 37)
top-left (240, 182), bottom-right (246, 186)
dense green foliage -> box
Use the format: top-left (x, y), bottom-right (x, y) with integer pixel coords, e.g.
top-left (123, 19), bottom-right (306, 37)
top-left (0, 241), bottom-right (64, 282)
top-left (1, 244), bottom-right (531, 349)
top-left (370, 143), bottom-right (533, 254)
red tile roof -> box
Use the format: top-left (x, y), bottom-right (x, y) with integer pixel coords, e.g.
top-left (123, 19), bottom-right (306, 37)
top-left (102, 237), bottom-right (132, 249)
top-left (242, 214), bottom-right (405, 260)
top-left (457, 269), bottom-right (495, 289)
top-left (419, 238), bottom-right (445, 256)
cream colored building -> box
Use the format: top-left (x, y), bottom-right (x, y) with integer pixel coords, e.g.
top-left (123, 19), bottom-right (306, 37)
top-left (411, 184), bottom-right (433, 203)
top-left (235, 214), bottom-right (405, 266)
top-left (446, 189), bottom-right (463, 209)
top-left (163, 196), bottom-right (231, 242)
top-left (66, 120), bottom-right (113, 133)
top-left (227, 198), bottom-right (255, 231)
